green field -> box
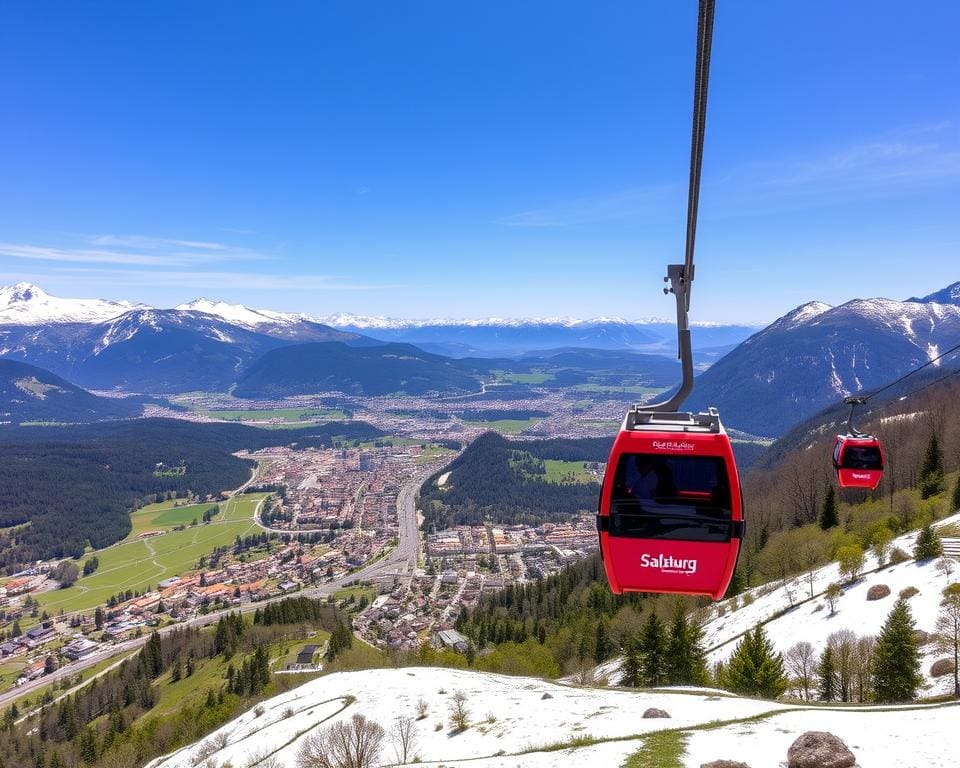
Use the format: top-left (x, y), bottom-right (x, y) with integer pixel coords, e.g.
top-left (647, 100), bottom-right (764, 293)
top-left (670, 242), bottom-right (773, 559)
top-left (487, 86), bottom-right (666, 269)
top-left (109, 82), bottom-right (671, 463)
top-left (464, 417), bottom-right (541, 434)
top-left (128, 500), bottom-right (221, 537)
top-left (490, 370), bottom-right (554, 385)
top-left (416, 445), bottom-right (457, 464)
top-left (568, 384), bottom-right (666, 395)
top-left (36, 494), bottom-right (268, 616)
top-left (542, 460), bottom-right (595, 484)
top-left (195, 407), bottom-right (349, 423)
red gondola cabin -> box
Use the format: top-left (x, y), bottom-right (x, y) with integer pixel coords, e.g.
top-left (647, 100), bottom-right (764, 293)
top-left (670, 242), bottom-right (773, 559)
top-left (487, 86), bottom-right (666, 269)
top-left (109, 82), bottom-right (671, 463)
top-left (597, 407), bottom-right (743, 601)
top-left (832, 435), bottom-right (884, 491)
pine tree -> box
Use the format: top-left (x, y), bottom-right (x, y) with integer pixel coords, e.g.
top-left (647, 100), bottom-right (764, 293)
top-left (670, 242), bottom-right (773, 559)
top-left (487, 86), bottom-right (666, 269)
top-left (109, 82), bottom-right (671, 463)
top-left (722, 625), bottom-right (787, 698)
top-left (78, 726), bottom-right (98, 765)
top-left (666, 606), bottom-right (708, 686)
top-left (872, 598), bottom-right (922, 702)
top-left (913, 524), bottom-right (942, 560)
top-left (594, 617), bottom-right (611, 663)
top-left (619, 636), bottom-right (643, 688)
top-left (638, 611), bottom-right (668, 687)
top-left (952, 473), bottom-right (960, 514)
top-left (817, 645), bottom-right (836, 701)
top-left (919, 432), bottom-right (945, 499)
top-left (819, 486), bottom-right (839, 530)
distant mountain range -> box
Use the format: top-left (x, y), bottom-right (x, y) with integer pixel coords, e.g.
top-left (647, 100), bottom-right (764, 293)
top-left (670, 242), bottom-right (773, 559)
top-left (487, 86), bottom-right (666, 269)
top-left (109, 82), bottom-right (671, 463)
top-left (690, 287), bottom-right (960, 436)
top-left (0, 283), bottom-right (758, 357)
top-left (0, 359), bottom-right (141, 424)
top-left (3, 282), bottom-right (960, 437)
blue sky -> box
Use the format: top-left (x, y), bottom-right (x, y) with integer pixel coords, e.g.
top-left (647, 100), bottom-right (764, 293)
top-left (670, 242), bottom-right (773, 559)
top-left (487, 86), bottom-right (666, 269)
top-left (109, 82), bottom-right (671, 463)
top-left (1, 1), bottom-right (958, 324)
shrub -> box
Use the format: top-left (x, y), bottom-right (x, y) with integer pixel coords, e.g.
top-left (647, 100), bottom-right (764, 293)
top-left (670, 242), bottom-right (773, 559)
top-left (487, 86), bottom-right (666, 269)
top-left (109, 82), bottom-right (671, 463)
top-left (899, 586), bottom-right (920, 599)
top-left (889, 547), bottom-right (910, 565)
top-left (296, 714), bottom-right (385, 768)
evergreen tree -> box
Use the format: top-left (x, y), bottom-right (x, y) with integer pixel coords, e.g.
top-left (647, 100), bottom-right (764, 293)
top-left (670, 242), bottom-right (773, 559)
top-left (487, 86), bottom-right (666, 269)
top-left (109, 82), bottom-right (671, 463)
top-left (919, 432), bottom-right (945, 499)
top-left (619, 636), bottom-right (643, 688)
top-left (638, 611), bottom-right (668, 687)
top-left (722, 625), bottom-right (787, 698)
top-left (953, 472), bottom-right (960, 514)
top-left (666, 606), bottom-right (708, 686)
top-left (819, 486), bottom-right (839, 530)
top-left (94, 607), bottom-right (104, 631)
top-left (594, 617), bottom-right (611, 663)
top-left (913, 524), bottom-right (942, 560)
top-left (817, 645), bottom-right (836, 701)
top-left (872, 598), bottom-right (922, 702)
top-left (78, 726), bottom-right (98, 765)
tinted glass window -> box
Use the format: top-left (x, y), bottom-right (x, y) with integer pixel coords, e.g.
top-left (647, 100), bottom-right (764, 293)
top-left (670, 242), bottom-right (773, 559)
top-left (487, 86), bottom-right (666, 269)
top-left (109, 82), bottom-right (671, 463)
top-left (609, 453), bottom-right (734, 542)
top-left (840, 445), bottom-right (883, 470)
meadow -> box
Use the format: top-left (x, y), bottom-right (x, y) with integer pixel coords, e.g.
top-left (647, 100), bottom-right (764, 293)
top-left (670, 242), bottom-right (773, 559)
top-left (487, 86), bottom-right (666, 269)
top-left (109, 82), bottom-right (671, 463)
top-left (36, 494), bottom-right (268, 616)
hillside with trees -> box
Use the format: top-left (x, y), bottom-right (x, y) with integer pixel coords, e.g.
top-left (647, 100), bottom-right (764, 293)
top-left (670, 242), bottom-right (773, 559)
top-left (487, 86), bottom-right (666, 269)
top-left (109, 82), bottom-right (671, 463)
top-left (419, 432), bottom-right (608, 529)
top-left (0, 418), bottom-right (383, 570)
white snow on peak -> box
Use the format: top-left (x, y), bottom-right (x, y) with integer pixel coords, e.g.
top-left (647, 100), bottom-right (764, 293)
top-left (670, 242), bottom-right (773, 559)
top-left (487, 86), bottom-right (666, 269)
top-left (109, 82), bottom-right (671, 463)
top-left (0, 283), bottom-right (146, 325)
top-left (175, 298), bottom-right (307, 329)
top-left (315, 313), bottom-right (677, 329)
top-left (764, 301), bottom-right (833, 333)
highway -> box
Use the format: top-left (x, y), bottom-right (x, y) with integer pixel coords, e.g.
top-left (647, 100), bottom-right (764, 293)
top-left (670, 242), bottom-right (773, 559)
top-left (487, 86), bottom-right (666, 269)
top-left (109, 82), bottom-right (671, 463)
top-left (0, 464), bottom-right (437, 709)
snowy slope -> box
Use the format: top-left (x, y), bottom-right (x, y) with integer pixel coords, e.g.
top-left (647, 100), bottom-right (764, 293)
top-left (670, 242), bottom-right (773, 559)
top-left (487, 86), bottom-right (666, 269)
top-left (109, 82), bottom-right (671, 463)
top-left (147, 666), bottom-right (960, 768)
top-left (701, 513), bottom-right (960, 695)
top-left (0, 283), bottom-right (144, 324)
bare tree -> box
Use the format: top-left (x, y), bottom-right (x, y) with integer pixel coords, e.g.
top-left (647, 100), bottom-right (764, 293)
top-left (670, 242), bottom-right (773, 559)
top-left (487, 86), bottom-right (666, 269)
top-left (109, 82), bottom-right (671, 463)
top-left (390, 715), bottom-right (418, 764)
top-left (935, 584), bottom-right (960, 697)
top-left (825, 583), bottom-right (842, 615)
top-left (785, 641), bottom-right (815, 700)
top-left (448, 690), bottom-right (470, 732)
top-left (827, 629), bottom-right (857, 702)
top-left (296, 714), bottom-right (385, 768)
top-left (871, 528), bottom-right (894, 568)
top-left (852, 635), bottom-right (876, 702)
top-left (936, 556), bottom-right (955, 580)
top-left (415, 697), bottom-right (429, 720)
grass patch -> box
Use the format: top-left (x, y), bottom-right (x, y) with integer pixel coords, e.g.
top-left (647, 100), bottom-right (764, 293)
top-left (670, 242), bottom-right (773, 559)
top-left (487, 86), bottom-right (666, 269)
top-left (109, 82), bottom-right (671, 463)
top-left (128, 499), bottom-right (221, 537)
top-left (464, 417), bottom-right (541, 434)
top-left (333, 585), bottom-right (378, 607)
top-left (36, 495), bottom-right (266, 616)
top-left (542, 459), bottom-right (594, 484)
top-left (490, 370), bottom-right (554, 385)
top-left (194, 407), bottom-right (349, 423)
top-left (622, 731), bottom-right (687, 768)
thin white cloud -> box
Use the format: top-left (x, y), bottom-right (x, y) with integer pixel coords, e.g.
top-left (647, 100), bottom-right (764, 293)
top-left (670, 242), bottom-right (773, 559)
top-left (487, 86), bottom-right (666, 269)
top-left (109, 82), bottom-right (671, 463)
top-left (0, 243), bottom-right (185, 266)
top-left (498, 184), bottom-right (681, 228)
top-left (0, 235), bottom-right (269, 267)
top-left (89, 234), bottom-right (229, 251)
top-left (41, 267), bottom-right (401, 292)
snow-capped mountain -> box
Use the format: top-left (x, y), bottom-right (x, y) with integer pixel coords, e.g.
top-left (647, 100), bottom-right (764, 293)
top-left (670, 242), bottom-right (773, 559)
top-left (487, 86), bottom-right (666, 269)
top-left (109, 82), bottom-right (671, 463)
top-left (908, 280), bottom-right (960, 306)
top-left (175, 298), bottom-right (307, 329)
top-left (689, 292), bottom-right (960, 437)
top-left (0, 282), bottom-right (146, 325)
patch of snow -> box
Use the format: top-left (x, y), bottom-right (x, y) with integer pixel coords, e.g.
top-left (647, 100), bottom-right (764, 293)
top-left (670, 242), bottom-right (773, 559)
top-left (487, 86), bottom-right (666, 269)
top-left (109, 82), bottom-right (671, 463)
top-left (147, 667), bottom-right (793, 768)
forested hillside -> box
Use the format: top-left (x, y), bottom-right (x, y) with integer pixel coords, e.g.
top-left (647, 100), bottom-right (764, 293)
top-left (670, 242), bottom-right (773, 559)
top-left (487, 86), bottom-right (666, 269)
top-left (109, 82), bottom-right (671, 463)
top-left (0, 418), bottom-right (383, 570)
top-left (419, 432), bottom-right (609, 529)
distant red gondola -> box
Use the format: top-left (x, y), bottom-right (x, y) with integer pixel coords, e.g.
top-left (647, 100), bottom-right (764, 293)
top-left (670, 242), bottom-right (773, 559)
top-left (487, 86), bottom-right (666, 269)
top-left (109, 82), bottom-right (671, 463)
top-left (597, 408), bottom-right (743, 600)
top-left (832, 396), bottom-right (885, 491)
top-left (832, 434), bottom-right (884, 491)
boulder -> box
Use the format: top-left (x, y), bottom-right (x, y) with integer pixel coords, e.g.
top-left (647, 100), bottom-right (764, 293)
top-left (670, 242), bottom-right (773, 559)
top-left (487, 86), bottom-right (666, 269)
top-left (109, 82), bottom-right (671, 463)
top-left (540, 692), bottom-right (553, 700)
top-left (930, 658), bottom-right (955, 678)
top-left (701, 761), bottom-right (752, 768)
top-left (642, 707), bottom-right (670, 718)
top-left (787, 731), bottom-right (856, 768)
top-left (866, 584), bottom-right (891, 601)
